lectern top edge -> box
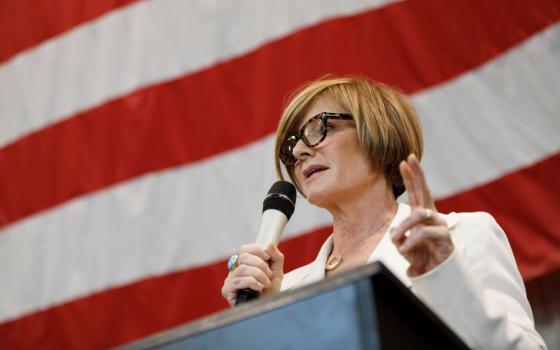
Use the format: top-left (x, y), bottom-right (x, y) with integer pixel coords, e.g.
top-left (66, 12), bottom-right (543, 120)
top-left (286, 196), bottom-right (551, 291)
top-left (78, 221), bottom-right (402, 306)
top-left (118, 261), bottom-right (468, 350)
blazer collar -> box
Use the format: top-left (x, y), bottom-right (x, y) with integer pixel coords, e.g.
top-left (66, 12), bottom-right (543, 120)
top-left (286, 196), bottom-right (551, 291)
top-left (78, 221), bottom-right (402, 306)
top-left (368, 202), bottom-right (412, 287)
top-left (297, 235), bottom-right (332, 286)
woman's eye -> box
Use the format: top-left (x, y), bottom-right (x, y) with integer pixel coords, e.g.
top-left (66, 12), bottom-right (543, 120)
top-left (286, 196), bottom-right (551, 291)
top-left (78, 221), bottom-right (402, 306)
top-left (326, 124), bottom-right (335, 132)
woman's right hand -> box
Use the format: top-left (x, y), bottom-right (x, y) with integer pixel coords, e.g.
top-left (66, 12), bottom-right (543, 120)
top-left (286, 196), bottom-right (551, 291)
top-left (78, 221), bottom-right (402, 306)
top-left (221, 243), bottom-right (285, 306)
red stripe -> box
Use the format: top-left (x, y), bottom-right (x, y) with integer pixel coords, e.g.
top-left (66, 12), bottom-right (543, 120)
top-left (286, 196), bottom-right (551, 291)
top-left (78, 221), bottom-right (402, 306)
top-left (0, 227), bottom-right (332, 349)
top-left (1, 0), bottom-right (559, 229)
top-left (435, 152), bottom-right (560, 281)
top-left (0, 0), bottom-right (138, 65)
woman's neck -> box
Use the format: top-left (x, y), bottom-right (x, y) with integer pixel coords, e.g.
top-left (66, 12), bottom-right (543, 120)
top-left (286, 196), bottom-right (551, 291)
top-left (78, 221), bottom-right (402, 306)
top-left (328, 182), bottom-right (397, 257)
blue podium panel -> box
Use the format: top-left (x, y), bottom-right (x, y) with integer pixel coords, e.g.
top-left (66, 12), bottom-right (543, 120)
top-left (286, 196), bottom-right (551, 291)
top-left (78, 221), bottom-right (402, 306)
top-left (159, 280), bottom-right (378, 350)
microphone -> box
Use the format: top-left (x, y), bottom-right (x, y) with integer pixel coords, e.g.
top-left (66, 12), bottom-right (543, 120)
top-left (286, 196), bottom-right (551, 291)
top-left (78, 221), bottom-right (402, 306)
top-left (236, 181), bottom-right (297, 305)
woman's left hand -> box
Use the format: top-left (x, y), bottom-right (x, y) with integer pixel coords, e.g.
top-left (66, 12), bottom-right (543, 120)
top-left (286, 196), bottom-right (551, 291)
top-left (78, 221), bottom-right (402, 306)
top-left (390, 154), bottom-right (454, 277)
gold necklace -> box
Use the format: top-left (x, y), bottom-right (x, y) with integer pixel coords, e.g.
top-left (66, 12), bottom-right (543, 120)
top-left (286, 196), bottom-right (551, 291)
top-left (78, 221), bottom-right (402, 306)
top-left (325, 255), bottom-right (343, 271)
top-left (325, 210), bottom-right (396, 272)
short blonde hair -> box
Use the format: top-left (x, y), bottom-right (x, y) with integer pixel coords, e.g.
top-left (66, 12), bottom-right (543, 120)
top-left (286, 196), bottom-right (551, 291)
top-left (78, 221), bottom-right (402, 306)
top-left (274, 76), bottom-right (423, 198)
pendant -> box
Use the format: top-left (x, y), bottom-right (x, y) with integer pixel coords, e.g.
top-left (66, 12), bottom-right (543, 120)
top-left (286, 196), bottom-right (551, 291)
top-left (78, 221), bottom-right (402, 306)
top-left (325, 255), bottom-right (343, 271)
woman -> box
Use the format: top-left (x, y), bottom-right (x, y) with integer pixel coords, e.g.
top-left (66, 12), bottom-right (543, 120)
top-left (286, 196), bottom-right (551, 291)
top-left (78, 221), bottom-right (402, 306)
top-left (221, 76), bottom-right (546, 349)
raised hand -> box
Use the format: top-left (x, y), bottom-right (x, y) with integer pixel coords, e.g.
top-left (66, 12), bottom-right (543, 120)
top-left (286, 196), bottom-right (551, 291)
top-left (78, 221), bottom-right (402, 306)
top-left (390, 154), bottom-right (454, 277)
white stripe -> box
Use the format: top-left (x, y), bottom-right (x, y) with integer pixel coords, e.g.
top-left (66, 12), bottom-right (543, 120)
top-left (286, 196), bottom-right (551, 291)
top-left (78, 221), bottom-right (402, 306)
top-left (0, 0), bottom-right (396, 148)
top-left (417, 24), bottom-right (560, 196)
top-left (1, 22), bottom-right (559, 324)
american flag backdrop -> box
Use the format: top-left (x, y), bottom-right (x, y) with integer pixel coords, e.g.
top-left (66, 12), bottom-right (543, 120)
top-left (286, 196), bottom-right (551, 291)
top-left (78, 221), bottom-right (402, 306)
top-left (1, 0), bottom-right (559, 348)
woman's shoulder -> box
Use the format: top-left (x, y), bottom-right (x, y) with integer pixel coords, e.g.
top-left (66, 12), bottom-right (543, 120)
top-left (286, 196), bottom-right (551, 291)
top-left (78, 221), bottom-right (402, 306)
top-left (441, 210), bottom-right (515, 258)
top-left (440, 210), bottom-right (504, 239)
top-left (441, 210), bottom-right (498, 230)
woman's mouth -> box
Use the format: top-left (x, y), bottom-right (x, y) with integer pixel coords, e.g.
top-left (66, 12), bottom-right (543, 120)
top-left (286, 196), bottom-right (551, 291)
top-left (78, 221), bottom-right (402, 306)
top-left (303, 165), bottom-right (329, 179)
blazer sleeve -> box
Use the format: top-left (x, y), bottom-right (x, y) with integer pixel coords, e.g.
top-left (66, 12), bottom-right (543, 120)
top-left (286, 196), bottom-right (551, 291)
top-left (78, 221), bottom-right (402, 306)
top-left (410, 212), bottom-right (547, 350)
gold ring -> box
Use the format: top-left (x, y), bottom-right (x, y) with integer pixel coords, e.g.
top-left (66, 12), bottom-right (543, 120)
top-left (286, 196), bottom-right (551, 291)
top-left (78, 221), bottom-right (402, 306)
top-left (424, 208), bottom-right (435, 223)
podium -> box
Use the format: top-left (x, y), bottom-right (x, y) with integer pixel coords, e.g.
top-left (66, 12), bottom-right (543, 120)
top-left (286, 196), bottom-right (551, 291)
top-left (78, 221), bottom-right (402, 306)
top-left (120, 262), bottom-right (468, 349)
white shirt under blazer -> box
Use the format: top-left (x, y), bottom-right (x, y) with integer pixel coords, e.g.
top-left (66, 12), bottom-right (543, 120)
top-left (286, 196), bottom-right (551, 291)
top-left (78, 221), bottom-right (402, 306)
top-left (281, 203), bottom-right (547, 350)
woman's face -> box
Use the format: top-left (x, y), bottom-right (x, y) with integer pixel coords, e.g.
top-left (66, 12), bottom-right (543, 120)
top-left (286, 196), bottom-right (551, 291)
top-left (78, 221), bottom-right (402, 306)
top-left (292, 96), bottom-right (379, 208)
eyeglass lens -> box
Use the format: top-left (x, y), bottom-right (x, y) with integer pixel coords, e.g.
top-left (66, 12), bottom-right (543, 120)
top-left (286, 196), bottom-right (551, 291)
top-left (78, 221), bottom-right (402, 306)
top-left (280, 116), bottom-right (325, 166)
top-left (280, 113), bottom-right (351, 166)
top-left (303, 118), bottom-right (324, 146)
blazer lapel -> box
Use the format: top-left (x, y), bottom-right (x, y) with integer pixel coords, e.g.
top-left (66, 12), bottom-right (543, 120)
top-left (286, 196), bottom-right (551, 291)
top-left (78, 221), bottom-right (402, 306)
top-left (368, 202), bottom-right (413, 288)
top-left (294, 235), bottom-right (333, 287)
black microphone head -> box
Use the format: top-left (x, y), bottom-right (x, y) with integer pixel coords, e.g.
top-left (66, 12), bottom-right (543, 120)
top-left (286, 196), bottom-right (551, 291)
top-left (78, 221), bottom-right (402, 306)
top-left (262, 181), bottom-right (296, 219)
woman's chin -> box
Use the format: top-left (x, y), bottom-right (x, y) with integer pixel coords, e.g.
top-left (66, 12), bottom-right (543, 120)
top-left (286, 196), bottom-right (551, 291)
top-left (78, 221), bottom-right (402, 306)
top-left (304, 187), bottom-right (332, 208)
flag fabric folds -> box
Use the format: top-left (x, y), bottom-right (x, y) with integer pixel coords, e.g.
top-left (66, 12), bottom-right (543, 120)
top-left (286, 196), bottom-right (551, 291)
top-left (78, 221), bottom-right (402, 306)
top-left (1, 0), bottom-right (559, 348)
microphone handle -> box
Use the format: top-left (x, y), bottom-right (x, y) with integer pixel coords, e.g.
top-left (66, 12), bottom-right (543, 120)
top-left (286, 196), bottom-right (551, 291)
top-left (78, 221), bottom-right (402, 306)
top-left (236, 288), bottom-right (260, 305)
top-left (235, 210), bottom-right (287, 305)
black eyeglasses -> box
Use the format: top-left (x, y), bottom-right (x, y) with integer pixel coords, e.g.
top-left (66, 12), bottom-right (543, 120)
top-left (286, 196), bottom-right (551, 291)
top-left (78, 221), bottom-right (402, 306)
top-left (280, 112), bottom-right (353, 167)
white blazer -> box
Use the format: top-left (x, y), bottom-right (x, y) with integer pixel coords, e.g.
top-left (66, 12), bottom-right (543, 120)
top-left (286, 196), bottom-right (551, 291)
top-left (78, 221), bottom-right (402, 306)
top-left (281, 203), bottom-right (547, 350)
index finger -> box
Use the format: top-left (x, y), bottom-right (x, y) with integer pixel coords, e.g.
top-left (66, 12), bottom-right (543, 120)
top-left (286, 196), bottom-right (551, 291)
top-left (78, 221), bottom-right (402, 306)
top-left (407, 154), bottom-right (434, 209)
top-left (239, 244), bottom-right (271, 262)
top-left (399, 160), bottom-right (419, 207)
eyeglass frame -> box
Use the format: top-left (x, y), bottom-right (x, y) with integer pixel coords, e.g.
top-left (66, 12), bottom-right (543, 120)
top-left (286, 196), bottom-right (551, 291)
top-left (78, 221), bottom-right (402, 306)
top-left (280, 112), bottom-right (353, 167)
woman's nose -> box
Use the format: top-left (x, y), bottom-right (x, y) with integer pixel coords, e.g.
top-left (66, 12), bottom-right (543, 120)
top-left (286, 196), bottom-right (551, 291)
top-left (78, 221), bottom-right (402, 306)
top-left (292, 138), bottom-right (314, 162)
